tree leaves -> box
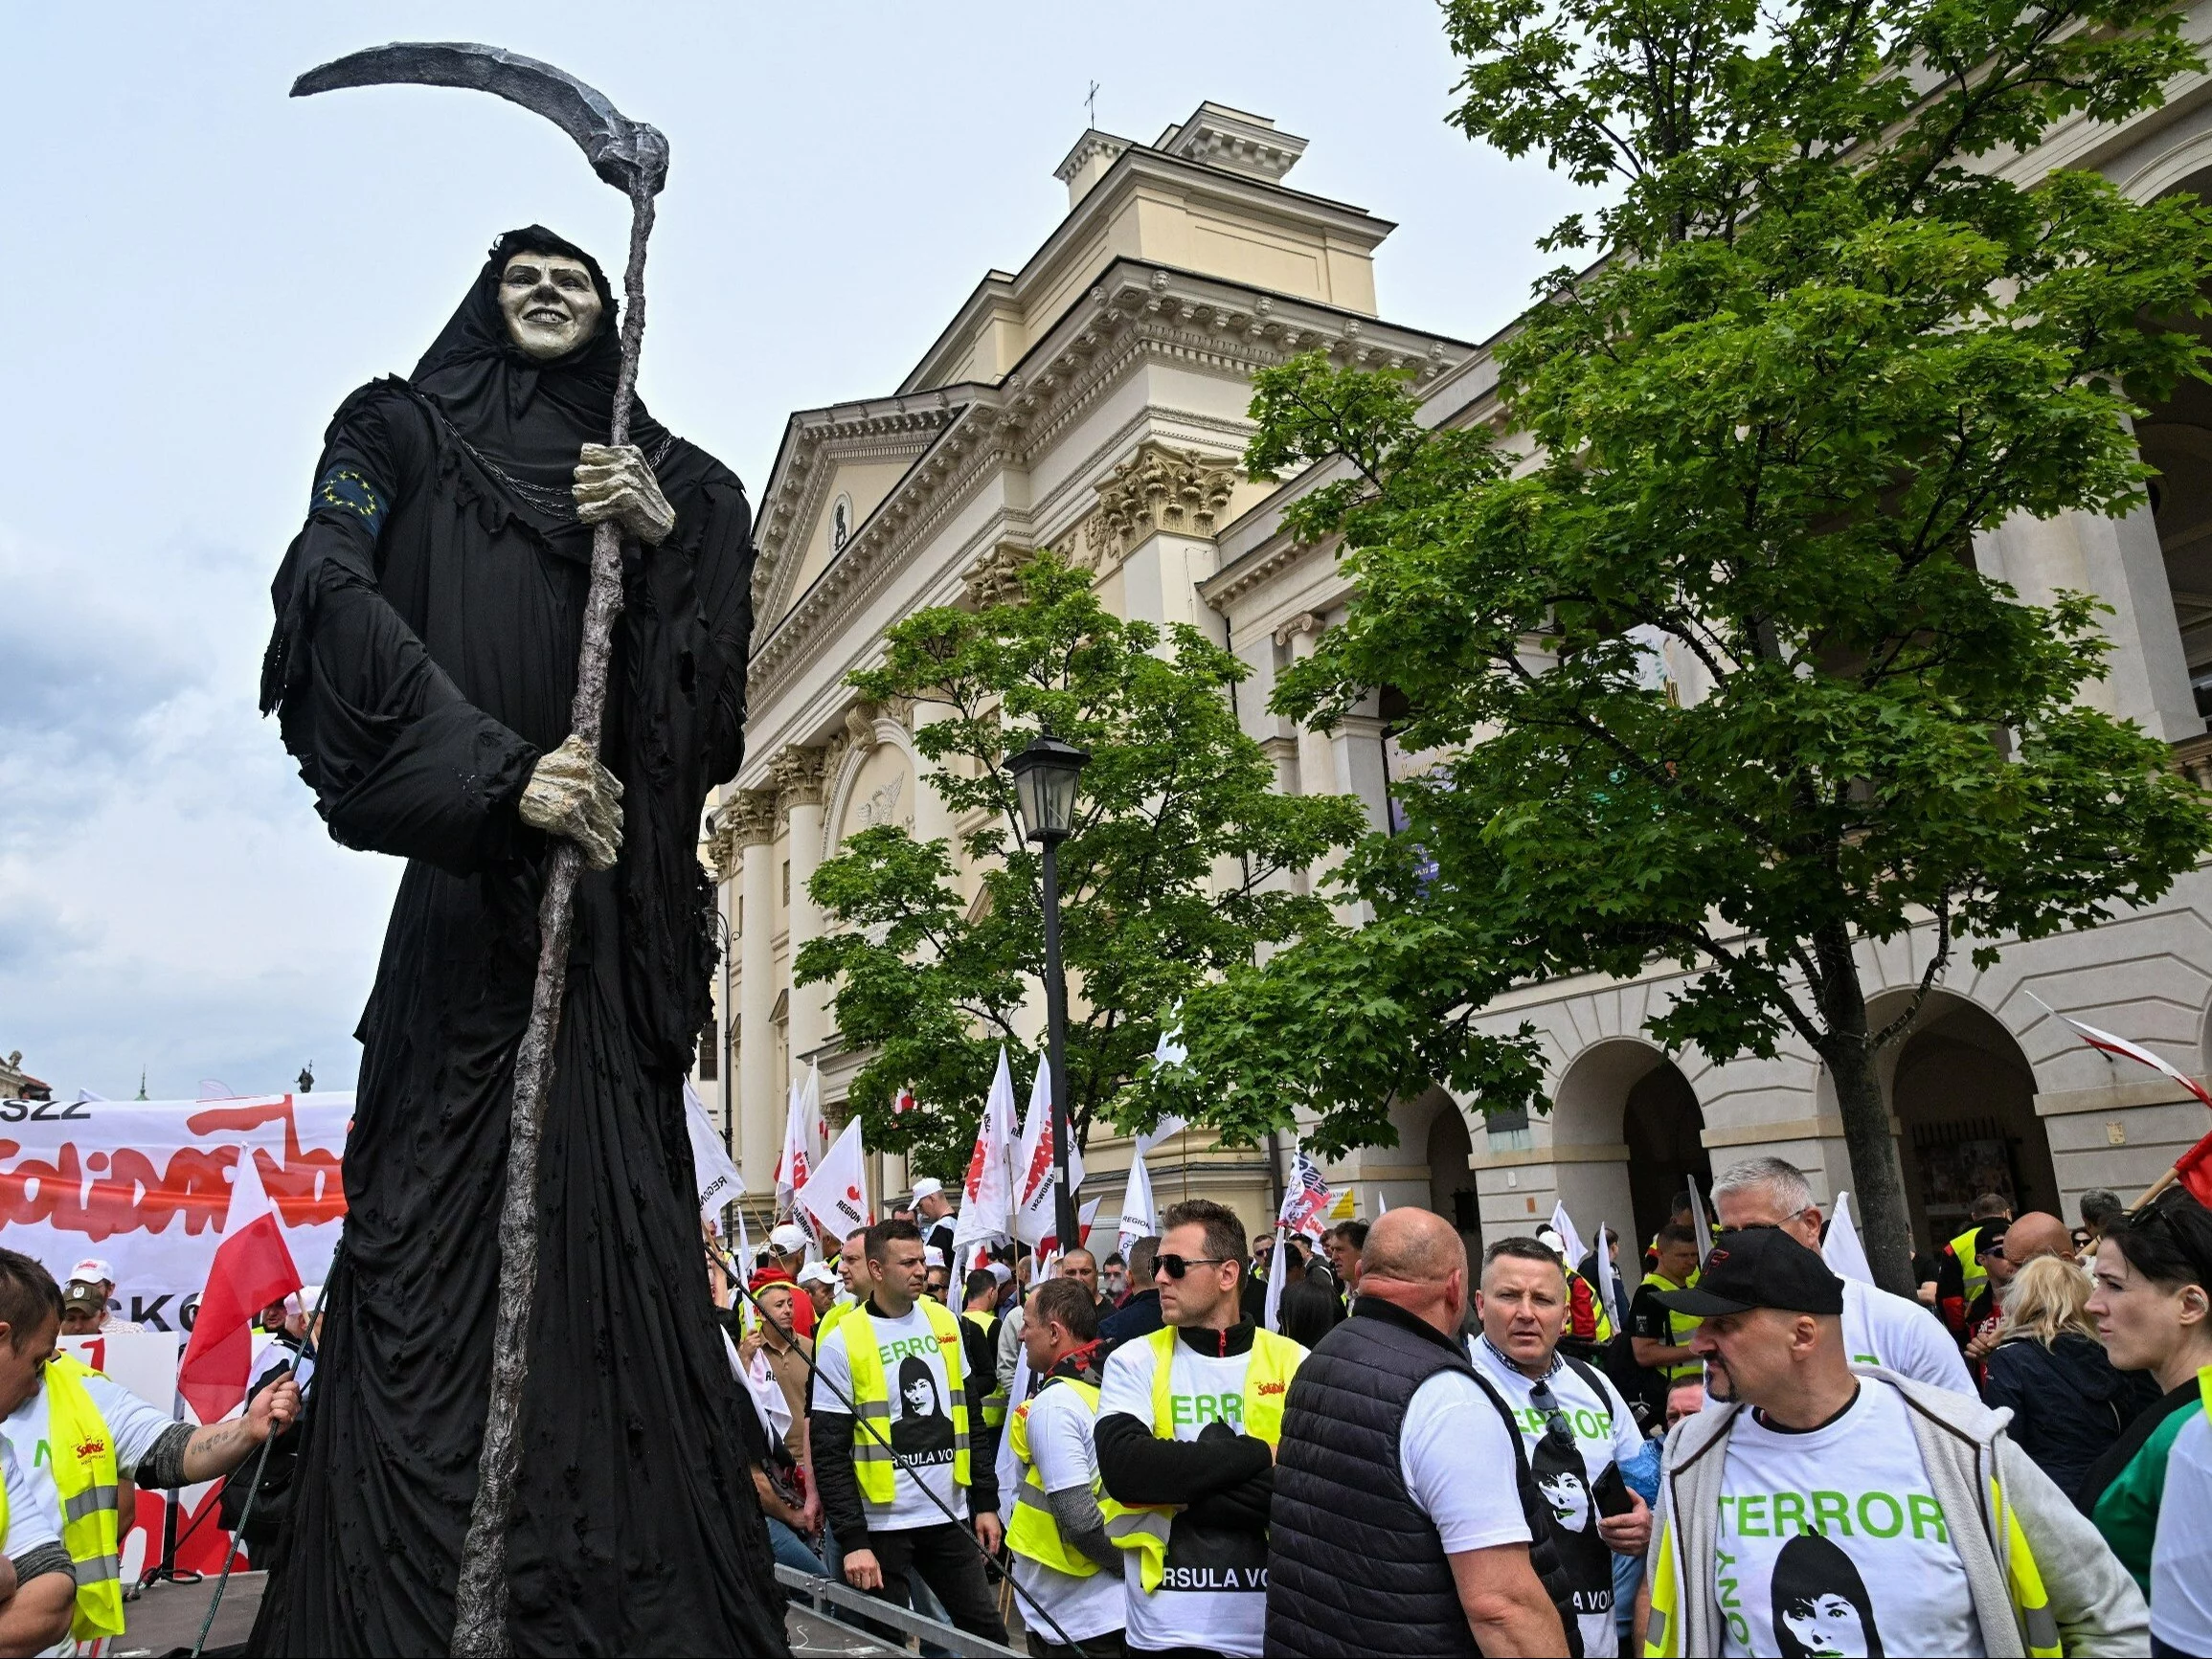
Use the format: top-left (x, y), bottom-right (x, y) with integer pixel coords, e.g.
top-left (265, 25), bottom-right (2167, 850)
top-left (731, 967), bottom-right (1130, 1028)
top-left (1172, 0), bottom-right (2212, 1156)
top-left (796, 552), bottom-right (1367, 1177)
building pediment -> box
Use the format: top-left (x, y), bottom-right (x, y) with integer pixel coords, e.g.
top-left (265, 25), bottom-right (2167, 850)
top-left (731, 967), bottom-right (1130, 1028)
top-left (739, 258), bottom-right (1471, 740)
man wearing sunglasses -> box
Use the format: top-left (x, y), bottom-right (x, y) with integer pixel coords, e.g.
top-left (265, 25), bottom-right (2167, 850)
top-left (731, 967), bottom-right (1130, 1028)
top-left (1473, 1236), bottom-right (1653, 1657)
top-left (1095, 1200), bottom-right (1305, 1658)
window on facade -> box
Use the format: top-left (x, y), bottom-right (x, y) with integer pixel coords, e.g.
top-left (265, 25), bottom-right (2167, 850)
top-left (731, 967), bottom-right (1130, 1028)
top-left (698, 1014), bottom-right (718, 1082)
top-left (782, 861), bottom-right (791, 905)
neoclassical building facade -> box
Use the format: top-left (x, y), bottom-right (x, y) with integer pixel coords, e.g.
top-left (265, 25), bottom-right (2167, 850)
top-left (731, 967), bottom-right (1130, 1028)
top-left (704, 68), bottom-right (2212, 1260)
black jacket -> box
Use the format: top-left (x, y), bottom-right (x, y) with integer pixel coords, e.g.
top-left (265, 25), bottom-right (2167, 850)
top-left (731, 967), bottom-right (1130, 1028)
top-left (1098, 1287), bottom-right (1165, 1352)
top-left (1981, 1333), bottom-right (2161, 1502)
top-left (1095, 1321), bottom-right (1276, 1533)
top-left (1267, 1298), bottom-right (1580, 1657)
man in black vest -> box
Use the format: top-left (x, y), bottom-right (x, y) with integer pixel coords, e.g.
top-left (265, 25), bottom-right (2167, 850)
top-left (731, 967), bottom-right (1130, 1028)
top-left (1267, 1207), bottom-right (1577, 1657)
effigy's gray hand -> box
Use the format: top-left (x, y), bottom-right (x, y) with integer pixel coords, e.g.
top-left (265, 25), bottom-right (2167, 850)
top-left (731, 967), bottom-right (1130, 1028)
top-left (574, 442), bottom-right (675, 544)
top-left (518, 733), bottom-right (624, 869)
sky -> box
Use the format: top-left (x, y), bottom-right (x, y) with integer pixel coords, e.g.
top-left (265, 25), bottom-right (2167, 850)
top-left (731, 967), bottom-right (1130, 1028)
top-left (0, 3), bottom-right (1588, 1102)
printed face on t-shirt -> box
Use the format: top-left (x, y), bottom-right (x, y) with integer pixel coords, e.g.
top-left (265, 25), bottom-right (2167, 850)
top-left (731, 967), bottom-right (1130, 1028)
top-left (1539, 1467), bottom-right (1592, 1532)
top-left (1771, 1532), bottom-right (1882, 1658)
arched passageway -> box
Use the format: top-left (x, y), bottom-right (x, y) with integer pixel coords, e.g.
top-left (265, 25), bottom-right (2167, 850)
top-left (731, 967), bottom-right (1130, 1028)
top-left (1426, 1101), bottom-right (1480, 1263)
top-left (1892, 996), bottom-right (2058, 1253)
top-left (1549, 1040), bottom-right (1709, 1262)
top-left (1623, 1062), bottom-right (1710, 1250)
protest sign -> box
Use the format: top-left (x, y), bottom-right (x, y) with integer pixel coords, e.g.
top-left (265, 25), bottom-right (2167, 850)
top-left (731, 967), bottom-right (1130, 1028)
top-left (0, 1093), bottom-right (348, 1330)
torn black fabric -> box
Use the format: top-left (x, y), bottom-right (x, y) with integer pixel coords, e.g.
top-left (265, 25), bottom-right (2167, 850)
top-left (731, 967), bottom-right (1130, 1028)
top-left (251, 229), bottom-right (781, 1658)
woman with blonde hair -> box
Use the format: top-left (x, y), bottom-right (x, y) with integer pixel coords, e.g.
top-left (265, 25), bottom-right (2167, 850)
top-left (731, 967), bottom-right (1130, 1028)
top-left (1981, 1252), bottom-right (2156, 1499)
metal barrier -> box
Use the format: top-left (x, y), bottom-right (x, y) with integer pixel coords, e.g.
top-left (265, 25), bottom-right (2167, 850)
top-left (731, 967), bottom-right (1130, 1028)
top-left (774, 1563), bottom-right (1026, 1658)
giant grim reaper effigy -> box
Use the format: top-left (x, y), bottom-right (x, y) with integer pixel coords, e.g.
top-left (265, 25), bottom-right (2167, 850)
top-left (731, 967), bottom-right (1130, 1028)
top-left (254, 43), bottom-right (785, 1656)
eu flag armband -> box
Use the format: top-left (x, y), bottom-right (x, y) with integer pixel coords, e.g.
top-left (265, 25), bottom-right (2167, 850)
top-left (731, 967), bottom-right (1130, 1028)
top-left (314, 466), bottom-right (388, 537)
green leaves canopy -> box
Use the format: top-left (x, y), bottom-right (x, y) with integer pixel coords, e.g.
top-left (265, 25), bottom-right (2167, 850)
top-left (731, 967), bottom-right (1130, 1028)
top-left (1154, 0), bottom-right (2212, 1204)
top-left (795, 553), bottom-right (1366, 1178)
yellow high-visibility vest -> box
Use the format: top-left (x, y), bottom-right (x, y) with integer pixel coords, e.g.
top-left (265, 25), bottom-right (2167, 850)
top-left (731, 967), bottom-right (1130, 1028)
top-left (44, 1355), bottom-right (125, 1641)
top-left (840, 1299), bottom-right (973, 1505)
top-left (961, 1310), bottom-right (1009, 1428)
top-left (1952, 1226), bottom-right (1991, 1306)
top-left (1639, 1271), bottom-right (1704, 1383)
top-left (1101, 1326), bottom-right (1305, 1594)
top-left (1006, 1377), bottom-right (1103, 1577)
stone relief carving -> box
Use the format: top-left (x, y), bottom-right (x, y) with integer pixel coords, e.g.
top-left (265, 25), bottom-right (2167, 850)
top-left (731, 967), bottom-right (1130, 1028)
top-left (854, 774), bottom-right (910, 833)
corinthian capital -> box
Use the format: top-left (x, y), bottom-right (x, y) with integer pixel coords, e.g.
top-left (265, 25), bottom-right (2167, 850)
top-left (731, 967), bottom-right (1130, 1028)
top-left (771, 745), bottom-right (828, 811)
top-left (723, 790), bottom-right (779, 847)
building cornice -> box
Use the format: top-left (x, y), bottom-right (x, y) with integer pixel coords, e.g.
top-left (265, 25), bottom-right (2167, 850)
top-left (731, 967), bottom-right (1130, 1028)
top-left (899, 144), bottom-right (1401, 396)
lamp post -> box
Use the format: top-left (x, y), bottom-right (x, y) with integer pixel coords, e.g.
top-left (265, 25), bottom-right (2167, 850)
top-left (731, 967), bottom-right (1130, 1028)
top-left (1007, 731), bottom-right (1090, 1258)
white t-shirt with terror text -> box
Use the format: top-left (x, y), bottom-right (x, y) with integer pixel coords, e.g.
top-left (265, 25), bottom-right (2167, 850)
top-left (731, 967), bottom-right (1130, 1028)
top-left (811, 1301), bottom-right (966, 1533)
top-left (1715, 1378), bottom-right (1985, 1658)
top-left (1097, 1334), bottom-right (1295, 1659)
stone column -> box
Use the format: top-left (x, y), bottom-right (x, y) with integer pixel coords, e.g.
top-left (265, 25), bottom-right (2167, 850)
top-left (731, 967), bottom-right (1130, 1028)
top-left (775, 745), bottom-right (830, 1083)
top-left (731, 792), bottom-right (780, 1196)
top-left (1276, 612), bottom-right (1367, 924)
top-left (1275, 613), bottom-right (1336, 797)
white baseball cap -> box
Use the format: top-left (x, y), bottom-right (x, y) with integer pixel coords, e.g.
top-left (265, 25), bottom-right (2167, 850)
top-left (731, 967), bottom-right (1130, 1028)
top-left (986, 1262), bottom-right (1013, 1286)
top-left (768, 1223), bottom-right (808, 1254)
top-left (910, 1178), bottom-right (945, 1203)
top-left (796, 1262), bottom-right (838, 1288)
top-left (924, 1245), bottom-right (946, 1267)
top-left (69, 1258), bottom-right (115, 1285)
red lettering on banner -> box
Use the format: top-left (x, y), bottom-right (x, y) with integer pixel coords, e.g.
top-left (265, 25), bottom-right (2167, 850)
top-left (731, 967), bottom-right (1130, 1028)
top-left (0, 1095), bottom-right (346, 1241)
top-left (188, 1096), bottom-right (346, 1226)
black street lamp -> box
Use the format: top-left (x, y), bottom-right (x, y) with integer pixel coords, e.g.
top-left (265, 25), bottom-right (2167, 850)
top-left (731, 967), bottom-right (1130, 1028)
top-left (1007, 731), bottom-right (1090, 1258)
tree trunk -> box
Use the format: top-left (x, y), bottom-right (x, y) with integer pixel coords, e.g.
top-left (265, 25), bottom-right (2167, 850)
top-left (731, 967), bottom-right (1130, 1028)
top-left (1811, 925), bottom-right (1919, 1298)
top-left (1826, 1039), bottom-right (1916, 1296)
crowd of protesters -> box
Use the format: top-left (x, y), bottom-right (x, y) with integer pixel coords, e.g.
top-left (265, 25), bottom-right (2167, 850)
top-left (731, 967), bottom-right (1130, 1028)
top-left (712, 1155), bottom-right (2211, 1658)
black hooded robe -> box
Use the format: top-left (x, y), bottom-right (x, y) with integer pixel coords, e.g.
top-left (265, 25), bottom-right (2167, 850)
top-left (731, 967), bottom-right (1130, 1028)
top-left (250, 230), bottom-right (785, 1656)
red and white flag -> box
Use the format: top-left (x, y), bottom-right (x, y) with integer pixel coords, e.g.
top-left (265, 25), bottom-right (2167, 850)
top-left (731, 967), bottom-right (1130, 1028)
top-left (775, 1064), bottom-right (825, 1217)
top-left (1015, 1061), bottom-right (1084, 1246)
top-left (955, 1048), bottom-right (1019, 1249)
top-left (2036, 996), bottom-right (2212, 1203)
top-left (798, 1118), bottom-right (871, 1242)
top-left (893, 1085), bottom-right (919, 1116)
top-left (178, 1146), bottom-right (302, 1424)
top-left (1116, 1150), bottom-right (1157, 1264)
top-left (1038, 1197), bottom-right (1104, 1259)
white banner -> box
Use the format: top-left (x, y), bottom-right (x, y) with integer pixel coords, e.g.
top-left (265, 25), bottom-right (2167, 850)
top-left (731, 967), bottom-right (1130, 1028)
top-left (0, 1092), bottom-right (348, 1332)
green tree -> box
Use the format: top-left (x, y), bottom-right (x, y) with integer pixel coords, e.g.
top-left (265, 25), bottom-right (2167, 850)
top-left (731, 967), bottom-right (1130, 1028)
top-left (794, 551), bottom-right (1366, 1179)
top-left (1153, 0), bottom-right (2212, 1290)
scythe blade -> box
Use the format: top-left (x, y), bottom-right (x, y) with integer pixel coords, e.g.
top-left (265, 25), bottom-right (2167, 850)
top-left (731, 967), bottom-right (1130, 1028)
top-left (292, 41), bottom-right (668, 198)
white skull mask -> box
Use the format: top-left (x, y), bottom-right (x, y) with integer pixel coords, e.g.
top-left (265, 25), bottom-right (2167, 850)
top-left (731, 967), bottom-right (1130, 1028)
top-left (498, 251), bottom-right (604, 361)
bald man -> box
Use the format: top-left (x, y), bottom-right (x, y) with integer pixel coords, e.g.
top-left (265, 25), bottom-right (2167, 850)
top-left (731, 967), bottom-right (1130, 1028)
top-left (1963, 1212), bottom-right (2079, 1365)
top-left (1267, 1208), bottom-right (1572, 1657)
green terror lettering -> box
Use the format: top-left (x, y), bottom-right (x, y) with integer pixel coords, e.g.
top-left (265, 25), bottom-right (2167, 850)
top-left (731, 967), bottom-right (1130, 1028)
top-left (879, 1334), bottom-right (944, 1365)
top-left (1718, 1489), bottom-right (1947, 1543)
top-left (1168, 1392), bottom-right (1244, 1428)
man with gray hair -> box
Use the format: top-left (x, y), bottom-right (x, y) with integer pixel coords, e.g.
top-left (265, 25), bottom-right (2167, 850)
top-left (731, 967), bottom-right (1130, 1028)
top-left (1709, 1155), bottom-right (1974, 1394)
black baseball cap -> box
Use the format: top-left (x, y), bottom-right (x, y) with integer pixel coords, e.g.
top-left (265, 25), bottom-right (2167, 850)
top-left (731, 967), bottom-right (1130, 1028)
top-left (1652, 1227), bottom-right (1844, 1317)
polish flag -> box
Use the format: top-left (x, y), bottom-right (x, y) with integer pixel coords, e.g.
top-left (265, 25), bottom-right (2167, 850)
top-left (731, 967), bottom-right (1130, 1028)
top-left (178, 1147), bottom-right (303, 1424)
top-left (2033, 995), bottom-right (2212, 1204)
